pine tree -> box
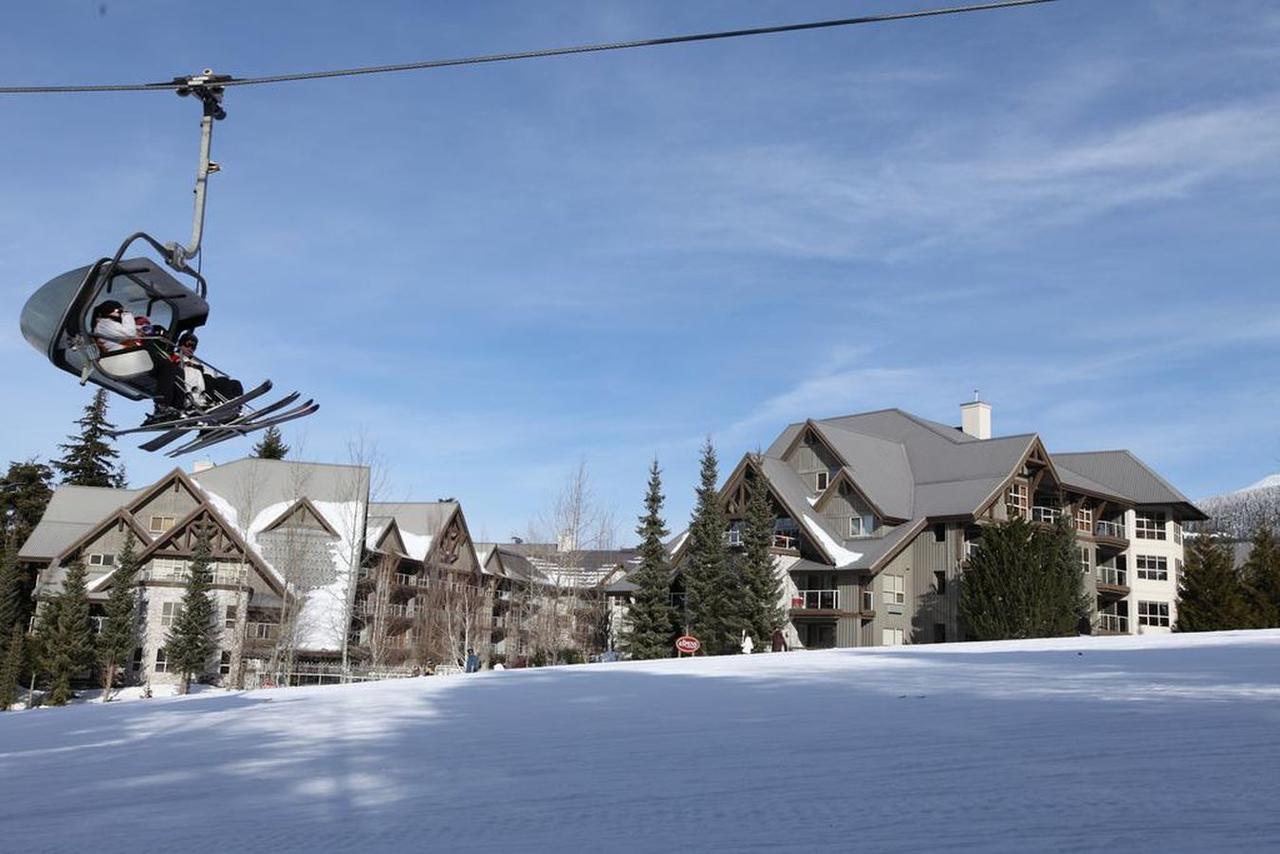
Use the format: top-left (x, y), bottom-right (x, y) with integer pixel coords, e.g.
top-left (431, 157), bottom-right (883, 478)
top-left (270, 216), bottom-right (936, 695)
top-left (42, 559), bottom-right (95, 705)
top-left (167, 528), bottom-right (218, 694)
top-left (1240, 520), bottom-right (1280, 628)
top-left (0, 626), bottom-right (24, 710)
top-left (54, 390), bottom-right (125, 487)
top-left (682, 439), bottom-right (740, 655)
top-left (622, 459), bottom-right (676, 659)
top-left (959, 514), bottom-right (1085, 641)
top-left (252, 426), bottom-right (289, 460)
top-left (0, 533), bottom-right (24, 642)
top-left (0, 458), bottom-right (54, 546)
top-left (1176, 534), bottom-right (1251, 632)
top-left (739, 460), bottom-right (784, 646)
top-left (97, 532), bottom-right (140, 700)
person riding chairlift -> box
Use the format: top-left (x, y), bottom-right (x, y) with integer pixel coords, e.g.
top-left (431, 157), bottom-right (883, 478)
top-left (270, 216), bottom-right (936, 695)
top-left (91, 300), bottom-right (184, 422)
top-left (176, 332), bottom-right (244, 408)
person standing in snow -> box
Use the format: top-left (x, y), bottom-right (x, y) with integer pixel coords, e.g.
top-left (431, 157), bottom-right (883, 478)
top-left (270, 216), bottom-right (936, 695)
top-left (771, 628), bottom-right (787, 652)
top-left (465, 648), bottom-right (480, 673)
top-left (740, 631), bottom-right (754, 655)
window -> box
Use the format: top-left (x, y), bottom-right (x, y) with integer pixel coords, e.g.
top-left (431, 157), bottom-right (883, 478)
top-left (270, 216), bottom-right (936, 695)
top-left (882, 627), bottom-right (904, 646)
top-left (1136, 555), bottom-right (1168, 581)
top-left (1175, 559), bottom-right (1183, 584)
top-left (849, 515), bottom-right (867, 537)
top-left (1005, 482), bottom-right (1028, 518)
top-left (1078, 547), bottom-right (1090, 574)
top-left (933, 523), bottom-right (946, 543)
top-left (1138, 601), bottom-right (1170, 627)
top-left (154, 647), bottom-right (169, 673)
top-left (88, 553), bottom-right (116, 567)
top-left (815, 470), bottom-right (829, 492)
top-left (883, 574), bottom-right (906, 608)
top-left (1135, 511), bottom-right (1167, 540)
top-left (933, 623), bottom-right (946, 643)
top-left (934, 571), bottom-right (947, 595)
top-left (1075, 506), bottom-right (1093, 534)
top-left (219, 651), bottom-right (232, 675)
top-left (723, 523), bottom-right (744, 547)
top-left (224, 605), bottom-right (237, 629)
top-left (149, 515), bottom-right (176, 534)
top-left (161, 601), bottom-right (180, 627)
top-left (1174, 523), bottom-right (1183, 545)
top-left (131, 647), bottom-right (143, 671)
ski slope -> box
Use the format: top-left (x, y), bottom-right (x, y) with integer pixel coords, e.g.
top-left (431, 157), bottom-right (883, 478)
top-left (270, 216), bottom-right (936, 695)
top-left (2, 631), bottom-right (1279, 853)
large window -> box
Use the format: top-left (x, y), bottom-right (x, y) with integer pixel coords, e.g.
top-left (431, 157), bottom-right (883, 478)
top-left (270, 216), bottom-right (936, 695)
top-left (1078, 546), bottom-right (1090, 574)
top-left (883, 574), bottom-right (906, 608)
top-left (224, 605), bottom-right (237, 629)
top-left (161, 601), bottom-right (180, 627)
top-left (882, 627), bottom-right (904, 646)
top-left (88, 553), bottom-right (116, 567)
top-left (219, 651), bottom-right (233, 675)
top-left (154, 648), bottom-right (169, 673)
top-left (1136, 555), bottom-right (1168, 581)
top-left (1075, 506), bottom-right (1093, 534)
top-left (1006, 482), bottom-right (1028, 519)
top-left (1135, 511), bottom-right (1167, 540)
top-left (1138, 601), bottom-right (1170, 627)
top-left (149, 515), bottom-right (176, 534)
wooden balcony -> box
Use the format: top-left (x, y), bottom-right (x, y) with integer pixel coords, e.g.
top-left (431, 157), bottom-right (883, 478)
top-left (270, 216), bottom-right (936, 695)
top-left (789, 590), bottom-right (874, 620)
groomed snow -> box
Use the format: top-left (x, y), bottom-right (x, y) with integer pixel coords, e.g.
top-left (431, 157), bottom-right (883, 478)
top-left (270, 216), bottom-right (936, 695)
top-left (2, 631), bottom-right (1279, 852)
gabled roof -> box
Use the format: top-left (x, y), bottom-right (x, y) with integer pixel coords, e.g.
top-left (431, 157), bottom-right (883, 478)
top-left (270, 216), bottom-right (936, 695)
top-left (261, 497), bottom-right (340, 537)
top-left (135, 505), bottom-right (285, 595)
top-left (811, 424), bottom-right (914, 520)
top-left (18, 485), bottom-right (139, 561)
top-left (1054, 450), bottom-right (1208, 520)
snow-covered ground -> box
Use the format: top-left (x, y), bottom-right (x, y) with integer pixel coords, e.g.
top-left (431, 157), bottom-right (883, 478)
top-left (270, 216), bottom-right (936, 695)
top-left (2, 631), bottom-right (1279, 853)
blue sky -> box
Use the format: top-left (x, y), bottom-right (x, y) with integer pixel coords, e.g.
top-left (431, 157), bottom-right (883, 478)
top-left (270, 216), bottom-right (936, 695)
top-left (1, 1), bottom-right (1277, 544)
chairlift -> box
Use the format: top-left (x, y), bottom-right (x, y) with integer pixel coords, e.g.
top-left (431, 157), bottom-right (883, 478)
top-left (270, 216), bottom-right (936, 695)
top-left (18, 71), bottom-right (316, 455)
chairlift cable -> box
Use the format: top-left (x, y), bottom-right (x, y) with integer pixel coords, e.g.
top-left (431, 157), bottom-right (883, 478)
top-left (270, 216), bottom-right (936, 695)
top-left (0, 0), bottom-right (1055, 95)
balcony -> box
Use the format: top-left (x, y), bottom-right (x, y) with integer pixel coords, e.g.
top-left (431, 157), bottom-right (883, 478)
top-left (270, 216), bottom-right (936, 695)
top-left (141, 566), bottom-right (248, 587)
top-left (1093, 519), bottom-right (1128, 544)
top-left (1031, 506), bottom-right (1060, 524)
top-left (1095, 566), bottom-right (1129, 598)
top-left (792, 589), bottom-right (839, 611)
top-left (772, 532), bottom-right (799, 551)
top-left (1097, 612), bottom-right (1129, 634)
top-left (356, 601), bottom-right (415, 619)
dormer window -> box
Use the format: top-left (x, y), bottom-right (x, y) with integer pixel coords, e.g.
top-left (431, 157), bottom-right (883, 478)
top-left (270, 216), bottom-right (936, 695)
top-left (815, 471), bottom-right (829, 492)
top-left (849, 514), bottom-right (875, 537)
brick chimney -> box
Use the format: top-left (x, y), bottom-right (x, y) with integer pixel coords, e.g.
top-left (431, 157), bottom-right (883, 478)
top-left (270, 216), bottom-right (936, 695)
top-left (960, 393), bottom-right (991, 440)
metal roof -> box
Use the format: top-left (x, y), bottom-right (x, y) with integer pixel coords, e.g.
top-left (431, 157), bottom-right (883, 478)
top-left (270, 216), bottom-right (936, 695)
top-left (1054, 450), bottom-right (1207, 519)
top-left (18, 485), bottom-right (139, 560)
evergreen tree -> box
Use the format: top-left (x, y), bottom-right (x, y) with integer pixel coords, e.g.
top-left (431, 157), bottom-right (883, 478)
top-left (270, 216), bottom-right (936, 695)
top-left (622, 459), bottom-right (676, 659)
top-left (252, 426), bottom-right (289, 460)
top-left (959, 514), bottom-right (1086, 641)
top-left (1177, 533), bottom-right (1252, 632)
top-left (1240, 520), bottom-right (1280, 628)
top-left (0, 533), bottom-right (24, 642)
top-left (682, 439), bottom-right (740, 655)
top-left (97, 533), bottom-right (140, 700)
top-left (42, 559), bottom-right (95, 705)
top-left (0, 626), bottom-right (24, 710)
top-left (54, 390), bottom-right (125, 487)
top-left (167, 528), bottom-right (218, 693)
top-left (0, 458), bottom-right (54, 545)
top-left (739, 460), bottom-right (783, 646)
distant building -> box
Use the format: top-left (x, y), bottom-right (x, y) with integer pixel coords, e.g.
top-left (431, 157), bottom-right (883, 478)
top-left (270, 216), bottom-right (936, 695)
top-left (664, 403), bottom-right (1207, 648)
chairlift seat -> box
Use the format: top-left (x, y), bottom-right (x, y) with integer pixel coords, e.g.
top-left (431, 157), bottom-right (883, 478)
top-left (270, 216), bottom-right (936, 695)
top-left (96, 344), bottom-right (154, 380)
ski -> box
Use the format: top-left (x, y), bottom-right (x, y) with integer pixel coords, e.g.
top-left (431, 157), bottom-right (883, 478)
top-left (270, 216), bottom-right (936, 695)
top-left (111, 380), bottom-right (274, 438)
top-left (139, 391), bottom-right (301, 452)
top-left (166, 401), bottom-right (319, 457)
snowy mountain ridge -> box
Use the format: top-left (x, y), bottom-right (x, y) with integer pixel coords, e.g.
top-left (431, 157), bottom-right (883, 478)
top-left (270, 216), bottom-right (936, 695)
top-left (1196, 471), bottom-right (1280, 536)
top-left (2, 631), bottom-right (1279, 852)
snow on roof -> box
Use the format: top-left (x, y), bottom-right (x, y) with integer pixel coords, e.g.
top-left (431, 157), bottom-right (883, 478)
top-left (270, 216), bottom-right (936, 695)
top-left (398, 531), bottom-right (433, 562)
top-left (799, 510), bottom-right (863, 568)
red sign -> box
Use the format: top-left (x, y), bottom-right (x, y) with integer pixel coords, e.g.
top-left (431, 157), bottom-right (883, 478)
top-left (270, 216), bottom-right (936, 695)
top-left (675, 635), bottom-right (701, 655)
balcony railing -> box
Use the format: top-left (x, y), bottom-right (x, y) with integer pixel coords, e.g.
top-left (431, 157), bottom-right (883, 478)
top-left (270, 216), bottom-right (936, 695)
top-left (394, 572), bottom-right (430, 588)
top-left (1031, 506), bottom-right (1060, 523)
top-left (141, 566), bottom-right (248, 586)
top-left (1095, 520), bottom-right (1126, 539)
top-left (791, 589), bottom-right (839, 610)
top-left (356, 601), bottom-right (415, 618)
top-left (1098, 612), bottom-right (1129, 633)
top-left (772, 532), bottom-right (799, 550)
top-left (1096, 566), bottom-right (1128, 587)
top-left (246, 621), bottom-right (279, 641)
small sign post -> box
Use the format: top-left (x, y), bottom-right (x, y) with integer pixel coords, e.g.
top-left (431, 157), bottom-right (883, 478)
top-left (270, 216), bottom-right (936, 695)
top-left (675, 634), bottom-right (701, 657)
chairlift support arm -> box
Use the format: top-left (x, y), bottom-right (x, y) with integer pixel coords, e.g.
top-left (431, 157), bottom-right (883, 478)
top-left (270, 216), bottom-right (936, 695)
top-left (166, 70), bottom-right (230, 272)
